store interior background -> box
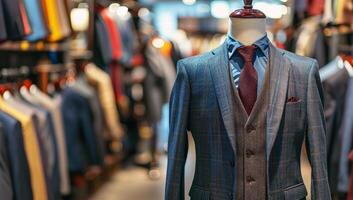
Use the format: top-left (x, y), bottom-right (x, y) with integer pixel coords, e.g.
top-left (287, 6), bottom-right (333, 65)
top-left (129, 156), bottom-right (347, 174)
top-left (0, 0), bottom-right (352, 199)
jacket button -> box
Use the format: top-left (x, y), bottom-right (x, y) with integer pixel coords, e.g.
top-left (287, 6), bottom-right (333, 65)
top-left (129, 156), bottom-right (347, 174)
top-left (246, 149), bottom-right (254, 158)
top-left (246, 125), bottom-right (256, 133)
top-left (246, 176), bottom-right (255, 183)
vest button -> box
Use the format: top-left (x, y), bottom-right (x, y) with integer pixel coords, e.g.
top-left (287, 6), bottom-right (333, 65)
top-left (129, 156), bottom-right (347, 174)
top-left (246, 149), bottom-right (254, 158)
top-left (246, 125), bottom-right (256, 133)
top-left (246, 176), bottom-right (255, 183)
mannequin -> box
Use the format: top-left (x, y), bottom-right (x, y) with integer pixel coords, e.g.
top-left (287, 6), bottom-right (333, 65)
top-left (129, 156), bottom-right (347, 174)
top-left (228, 0), bottom-right (267, 45)
top-left (165, 0), bottom-right (331, 199)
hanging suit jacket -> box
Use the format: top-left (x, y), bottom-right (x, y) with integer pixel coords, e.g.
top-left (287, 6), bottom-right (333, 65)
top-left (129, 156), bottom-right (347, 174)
top-left (0, 0), bottom-right (7, 40)
top-left (61, 88), bottom-right (101, 172)
top-left (0, 111), bottom-right (33, 200)
top-left (0, 124), bottom-right (13, 200)
top-left (165, 42), bottom-right (331, 200)
top-left (322, 68), bottom-right (350, 193)
top-left (1, 0), bottom-right (25, 39)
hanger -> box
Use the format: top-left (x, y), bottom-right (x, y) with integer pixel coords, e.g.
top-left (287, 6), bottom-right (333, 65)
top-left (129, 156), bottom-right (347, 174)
top-left (319, 56), bottom-right (344, 81)
top-left (229, 0), bottom-right (266, 18)
top-left (341, 54), bottom-right (353, 77)
top-left (0, 84), bottom-right (13, 96)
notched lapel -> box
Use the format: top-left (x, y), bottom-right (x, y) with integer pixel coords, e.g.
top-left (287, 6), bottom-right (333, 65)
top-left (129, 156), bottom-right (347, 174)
top-left (266, 43), bottom-right (290, 159)
top-left (209, 42), bottom-right (236, 153)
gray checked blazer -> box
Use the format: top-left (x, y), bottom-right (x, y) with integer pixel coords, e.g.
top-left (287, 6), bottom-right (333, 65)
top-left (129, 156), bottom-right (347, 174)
top-left (165, 41), bottom-right (331, 200)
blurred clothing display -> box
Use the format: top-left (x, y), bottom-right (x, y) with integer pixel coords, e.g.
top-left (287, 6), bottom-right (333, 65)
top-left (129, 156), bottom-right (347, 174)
top-left (294, 16), bottom-right (328, 68)
top-left (0, 97), bottom-right (48, 200)
top-left (335, 0), bottom-right (353, 24)
top-left (143, 40), bottom-right (176, 124)
top-left (0, 56), bottom-right (129, 199)
top-left (85, 63), bottom-right (124, 140)
top-left (0, 0), bottom-right (71, 42)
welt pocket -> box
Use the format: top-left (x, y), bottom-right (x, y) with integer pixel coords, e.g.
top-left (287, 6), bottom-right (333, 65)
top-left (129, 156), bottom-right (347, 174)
top-left (284, 182), bottom-right (307, 200)
top-left (189, 185), bottom-right (210, 200)
top-left (285, 100), bottom-right (303, 106)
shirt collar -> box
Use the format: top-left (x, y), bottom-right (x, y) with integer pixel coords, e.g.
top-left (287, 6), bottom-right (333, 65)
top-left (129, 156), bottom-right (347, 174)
top-left (227, 34), bottom-right (269, 58)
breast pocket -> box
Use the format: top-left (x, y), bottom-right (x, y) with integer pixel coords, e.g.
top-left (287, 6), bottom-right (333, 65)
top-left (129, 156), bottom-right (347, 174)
top-left (283, 101), bottom-right (305, 133)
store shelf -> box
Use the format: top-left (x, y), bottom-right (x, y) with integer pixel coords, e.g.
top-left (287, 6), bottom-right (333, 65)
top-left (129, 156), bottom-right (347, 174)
top-left (0, 41), bottom-right (70, 52)
top-left (69, 50), bottom-right (93, 60)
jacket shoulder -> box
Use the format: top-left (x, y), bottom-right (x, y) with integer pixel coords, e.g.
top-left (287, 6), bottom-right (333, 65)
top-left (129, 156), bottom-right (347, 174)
top-left (177, 51), bottom-right (213, 70)
top-left (280, 49), bottom-right (317, 75)
top-left (281, 49), bottom-right (316, 67)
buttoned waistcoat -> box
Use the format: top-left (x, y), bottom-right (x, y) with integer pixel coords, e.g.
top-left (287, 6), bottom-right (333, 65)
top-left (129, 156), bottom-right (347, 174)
top-left (165, 42), bottom-right (331, 200)
top-left (229, 51), bottom-right (270, 200)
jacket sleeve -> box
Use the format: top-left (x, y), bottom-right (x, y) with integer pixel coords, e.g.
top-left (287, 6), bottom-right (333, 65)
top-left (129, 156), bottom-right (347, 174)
top-left (305, 60), bottom-right (332, 199)
top-left (165, 60), bottom-right (190, 200)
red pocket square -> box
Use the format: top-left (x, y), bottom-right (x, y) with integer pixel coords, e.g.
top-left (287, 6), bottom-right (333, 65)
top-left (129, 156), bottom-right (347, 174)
top-left (287, 96), bottom-right (301, 103)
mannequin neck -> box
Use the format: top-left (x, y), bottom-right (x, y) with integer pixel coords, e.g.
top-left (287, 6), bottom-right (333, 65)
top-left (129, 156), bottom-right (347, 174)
top-left (228, 18), bottom-right (267, 45)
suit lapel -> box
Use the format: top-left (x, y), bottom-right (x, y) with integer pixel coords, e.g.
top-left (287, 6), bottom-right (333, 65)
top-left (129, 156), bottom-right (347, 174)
top-left (208, 42), bottom-right (290, 156)
top-left (209, 42), bottom-right (237, 153)
top-left (266, 43), bottom-right (290, 159)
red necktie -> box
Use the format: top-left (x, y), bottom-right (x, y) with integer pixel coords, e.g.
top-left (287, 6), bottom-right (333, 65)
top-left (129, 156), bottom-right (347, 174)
top-left (237, 45), bottom-right (258, 115)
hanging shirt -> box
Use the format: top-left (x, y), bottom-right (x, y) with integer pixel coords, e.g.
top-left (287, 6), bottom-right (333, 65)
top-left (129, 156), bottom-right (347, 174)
top-left (227, 34), bottom-right (269, 95)
top-left (23, 0), bottom-right (48, 41)
top-left (41, 0), bottom-right (63, 41)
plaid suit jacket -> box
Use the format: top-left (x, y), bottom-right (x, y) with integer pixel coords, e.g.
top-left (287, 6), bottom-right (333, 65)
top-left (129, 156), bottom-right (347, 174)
top-left (165, 42), bottom-right (331, 200)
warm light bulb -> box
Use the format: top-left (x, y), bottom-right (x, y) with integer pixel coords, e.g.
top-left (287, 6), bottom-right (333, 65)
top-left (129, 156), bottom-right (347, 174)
top-left (70, 8), bottom-right (89, 31)
top-left (152, 38), bottom-right (165, 49)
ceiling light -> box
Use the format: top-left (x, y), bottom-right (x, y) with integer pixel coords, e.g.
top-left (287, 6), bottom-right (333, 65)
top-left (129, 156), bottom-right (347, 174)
top-left (183, 0), bottom-right (196, 6)
top-left (138, 8), bottom-right (150, 18)
top-left (108, 3), bottom-right (120, 13)
top-left (211, 1), bottom-right (230, 18)
top-left (152, 38), bottom-right (165, 49)
top-left (117, 6), bottom-right (129, 16)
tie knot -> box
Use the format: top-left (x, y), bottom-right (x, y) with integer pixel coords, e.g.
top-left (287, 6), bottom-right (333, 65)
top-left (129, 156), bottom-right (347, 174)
top-left (237, 45), bottom-right (257, 62)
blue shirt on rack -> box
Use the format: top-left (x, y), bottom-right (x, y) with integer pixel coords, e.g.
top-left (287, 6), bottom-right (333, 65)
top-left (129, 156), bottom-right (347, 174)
top-left (227, 34), bottom-right (269, 95)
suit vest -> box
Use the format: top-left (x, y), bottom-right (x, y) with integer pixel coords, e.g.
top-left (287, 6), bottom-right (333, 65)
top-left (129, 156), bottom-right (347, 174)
top-left (229, 60), bottom-right (270, 200)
